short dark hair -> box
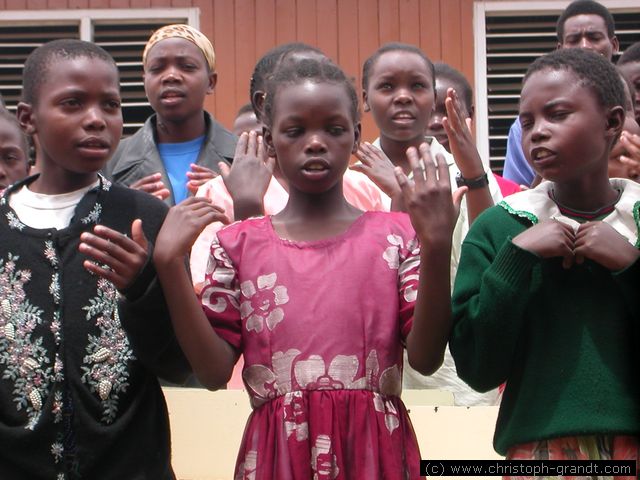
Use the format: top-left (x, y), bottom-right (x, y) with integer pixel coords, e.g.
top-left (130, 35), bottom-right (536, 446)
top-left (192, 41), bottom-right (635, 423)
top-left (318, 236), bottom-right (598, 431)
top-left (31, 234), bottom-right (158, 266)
top-left (433, 62), bottom-right (473, 115)
top-left (618, 41), bottom-right (640, 65)
top-left (263, 58), bottom-right (360, 127)
top-left (249, 43), bottom-right (323, 113)
top-left (524, 48), bottom-right (625, 111)
top-left (22, 39), bottom-right (118, 106)
top-left (362, 42), bottom-right (434, 92)
top-left (556, 0), bottom-right (615, 42)
top-left (236, 103), bottom-right (255, 117)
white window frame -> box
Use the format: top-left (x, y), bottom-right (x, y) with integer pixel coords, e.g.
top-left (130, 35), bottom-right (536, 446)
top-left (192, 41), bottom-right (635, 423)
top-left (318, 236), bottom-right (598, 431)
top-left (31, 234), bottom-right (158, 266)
top-left (0, 9), bottom-right (199, 35)
top-left (473, 0), bottom-right (639, 169)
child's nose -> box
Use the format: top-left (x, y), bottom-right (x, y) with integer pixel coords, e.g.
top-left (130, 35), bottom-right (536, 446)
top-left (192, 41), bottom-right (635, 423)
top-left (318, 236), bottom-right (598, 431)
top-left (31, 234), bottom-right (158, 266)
top-left (305, 134), bottom-right (327, 153)
top-left (162, 66), bottom-right (181, 83)
top-left (84, 107), bottom-right (107, 130)
top-left (393, 88), bottom-right (412, 104)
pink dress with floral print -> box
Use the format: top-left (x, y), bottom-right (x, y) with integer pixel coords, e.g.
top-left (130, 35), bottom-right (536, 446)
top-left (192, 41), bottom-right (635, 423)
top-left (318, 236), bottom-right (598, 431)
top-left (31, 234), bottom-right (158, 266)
top-left (201, 211), bottom-right (423, 479)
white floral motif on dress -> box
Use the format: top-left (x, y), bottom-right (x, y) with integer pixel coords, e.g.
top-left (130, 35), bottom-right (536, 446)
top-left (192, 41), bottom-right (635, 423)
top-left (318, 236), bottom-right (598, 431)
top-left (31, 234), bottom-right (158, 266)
top-left (0, 253), bottom-right (52, 430)
top-left (201, 244), bottom-right (239, 314)
top-left (373, 392), bottom-right (400, 435)
top-left (234, 450), bottom-right (257, 480)
top-left (311, 435), bottom-right (339, 479)
top-left (240, 273), bottom-right (289, 333)
top-left (383, 234), bottom-right (420, 302)
top-left (81, 278), bottom-right (135, 424)
top-left (283, 391), bottom-right (308, 441)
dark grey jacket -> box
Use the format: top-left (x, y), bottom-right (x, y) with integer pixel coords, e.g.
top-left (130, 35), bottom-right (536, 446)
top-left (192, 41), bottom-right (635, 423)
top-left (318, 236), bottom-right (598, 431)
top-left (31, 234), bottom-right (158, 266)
top-left (104, 112), bottom-right (237, 206)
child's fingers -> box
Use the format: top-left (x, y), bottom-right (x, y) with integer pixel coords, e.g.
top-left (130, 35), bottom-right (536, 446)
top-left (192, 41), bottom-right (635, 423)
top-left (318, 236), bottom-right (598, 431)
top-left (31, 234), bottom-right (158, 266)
top-left (234, 131), bottom-right (249, 158)
top-left (620, 155), bottom-right (640, 167)
top-left (218, 162), bottom-right (231, 179)
top-left (418, 143), bottom-right (436, 187)
top-left (82, 260), bottom-right (128, 289)
top-left (256, 134), bottom-right (265, 159)
top-left (131, 173), bottom-right (162, 189)
top-left (452, 186), bottom-right (468, 215)
top-left (406, 146), bottom-right (425, 188)
top-left (131, 219), bottom-right (148, 251)
top-left (79, 240), bottom-right (131, 280)
top-left (247, 130), bottom-right (258, 154)
top-left (434, 152), bottom-right (451, 187)
top-left (394, 166), bottom-right (412, 199)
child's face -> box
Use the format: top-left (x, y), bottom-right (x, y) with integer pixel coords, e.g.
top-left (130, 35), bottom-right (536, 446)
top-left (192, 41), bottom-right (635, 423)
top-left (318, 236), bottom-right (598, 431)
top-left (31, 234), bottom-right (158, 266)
top-left (559, 14), bottom-right (618, 61)
top-left (19, 56), bottom-right (122, 179)
top-left (265, 81), bottom-right (359, 195)
top-left (363, 51), bottom-right (434, 144)
top-left (618, 61), bottom-right (640, 125)
top-left (519, 68), bottom-right (621, 183)
top-left (0, 117), bottom-right (29, 189)
top-left (426, 78), bottom-right (471, 153)
top-left (143, 38), bottom-right (215, 123)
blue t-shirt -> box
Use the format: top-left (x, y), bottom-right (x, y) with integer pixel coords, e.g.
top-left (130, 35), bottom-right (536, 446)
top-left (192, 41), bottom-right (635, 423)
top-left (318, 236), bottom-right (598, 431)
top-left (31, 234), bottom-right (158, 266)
top-left (503, 118), bottom-right (535, 187)
top-left (158, 135), bottom-right (205, 203)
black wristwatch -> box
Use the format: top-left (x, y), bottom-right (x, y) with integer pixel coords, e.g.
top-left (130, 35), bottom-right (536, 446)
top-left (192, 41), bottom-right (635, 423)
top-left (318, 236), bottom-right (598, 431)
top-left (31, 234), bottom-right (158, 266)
top-left (456, 172), bottom-right (489, 190)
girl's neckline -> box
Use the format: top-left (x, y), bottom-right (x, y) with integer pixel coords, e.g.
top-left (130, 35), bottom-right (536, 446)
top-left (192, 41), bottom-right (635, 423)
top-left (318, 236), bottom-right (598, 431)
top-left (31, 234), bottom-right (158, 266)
top-left (548, 187), bottom-right (622, 221)
top-left (266, 211), bottom-right (372, 248)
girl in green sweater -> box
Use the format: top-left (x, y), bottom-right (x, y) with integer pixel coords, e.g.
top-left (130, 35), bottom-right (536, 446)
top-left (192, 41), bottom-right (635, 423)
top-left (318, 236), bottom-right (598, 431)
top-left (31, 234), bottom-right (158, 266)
top-left (450, 48), bottom-right (639, 478)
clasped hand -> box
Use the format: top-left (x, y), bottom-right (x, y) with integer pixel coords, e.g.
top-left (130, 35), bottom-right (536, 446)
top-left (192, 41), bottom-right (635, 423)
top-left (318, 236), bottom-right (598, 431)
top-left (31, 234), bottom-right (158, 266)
top-left (512, 220), bottom-right (639, 271)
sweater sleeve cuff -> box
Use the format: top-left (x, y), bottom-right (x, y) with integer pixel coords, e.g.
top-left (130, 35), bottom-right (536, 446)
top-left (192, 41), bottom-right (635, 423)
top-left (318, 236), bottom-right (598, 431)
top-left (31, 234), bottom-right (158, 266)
top-left (488, 238), bottom-right (540, 288)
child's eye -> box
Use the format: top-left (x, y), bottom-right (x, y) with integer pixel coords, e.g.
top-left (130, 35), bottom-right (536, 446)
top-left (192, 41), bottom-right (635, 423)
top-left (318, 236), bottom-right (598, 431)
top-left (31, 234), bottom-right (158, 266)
top-left (519, 118), bottom-right (532, 130)
top-left (105, 100), bottom-right (122, 110)
top-left (328, 126), bottom-right (346, 136)
top-left (551, 111), bottom-right (569, 121)
top-left (284, 127), bottom-right (303, 137)
top-left (377, 82), bottom-right (393, 91)
top-left (413, 82), bottom-right (426, 89)
top-left (181, 63), bottom-right (197, 71)
top-left (61, 98), bottom-right (81, 108)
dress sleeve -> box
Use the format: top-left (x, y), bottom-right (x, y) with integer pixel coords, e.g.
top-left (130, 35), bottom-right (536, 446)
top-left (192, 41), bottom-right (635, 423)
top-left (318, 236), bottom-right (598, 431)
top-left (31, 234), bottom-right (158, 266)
top-left (191, 179), bottom-right (235, 291)
top-left (200, 234), bottom-right (243, 351)
top-left (397, 236), bottom-right (421, 340)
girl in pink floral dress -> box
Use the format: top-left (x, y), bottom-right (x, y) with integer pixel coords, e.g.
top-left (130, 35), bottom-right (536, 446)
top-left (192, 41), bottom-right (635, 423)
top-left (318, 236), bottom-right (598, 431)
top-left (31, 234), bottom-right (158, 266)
top-left (153, 58), bottom-right (466, 479)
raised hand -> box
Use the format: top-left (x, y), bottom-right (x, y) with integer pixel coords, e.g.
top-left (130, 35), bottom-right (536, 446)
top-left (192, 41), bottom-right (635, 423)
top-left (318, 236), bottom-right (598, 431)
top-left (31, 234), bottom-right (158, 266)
top-left (351, 142), bottom-right (401, 198)
top-left (574, 221), bottom-right (640, 271)
top-left (394, 142), bottom-right (466, 246)
top-left (443, 88), bottom-right (484, 179)
top-left (220, 130), bottom-right (275, 220)
top-left (512, 220), bottom-right (576, 269)
top-left (154, 197), bottom-right (230, 266)
top-left (79, 219), bottom-right (150, 290)
top-left (130, 173), bottom-right (171, 201)
top-left (187, 164), bottom-right (218, 194)
top-left (619, 131), bottom-right (640, 180)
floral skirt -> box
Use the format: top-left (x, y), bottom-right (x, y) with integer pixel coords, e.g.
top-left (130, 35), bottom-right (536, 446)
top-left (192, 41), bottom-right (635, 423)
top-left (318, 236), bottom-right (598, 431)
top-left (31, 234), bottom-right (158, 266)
top-left (233, 389), bottom-right (422, 480)
top-left (506, 435), bottom-right (639, 480)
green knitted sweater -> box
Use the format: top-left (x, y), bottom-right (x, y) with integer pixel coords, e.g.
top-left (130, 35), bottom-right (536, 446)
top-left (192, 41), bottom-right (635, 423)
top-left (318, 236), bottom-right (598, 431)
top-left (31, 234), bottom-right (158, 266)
top-left (450, 183), bottom-right (640, 455)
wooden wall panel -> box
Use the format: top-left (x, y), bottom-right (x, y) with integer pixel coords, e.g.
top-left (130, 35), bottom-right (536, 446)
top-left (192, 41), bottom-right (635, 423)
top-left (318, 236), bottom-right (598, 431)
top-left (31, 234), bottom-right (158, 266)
top-left (399, 0), bottom-right (420, 47)
top-left (234, 0), bottom-right (256, 108)
top-left (316, 0), bottom-right (338, 61)
top-left (255, 0), bottom-right (276, 57)
top-left (275, 0), bottom-right (297, 44)
top-left (89, 0), bottom-right (110, 8)
top-left (1, 0), bottom-right (477, 138)
top-left (379, 0), bottom-right (400, 45)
